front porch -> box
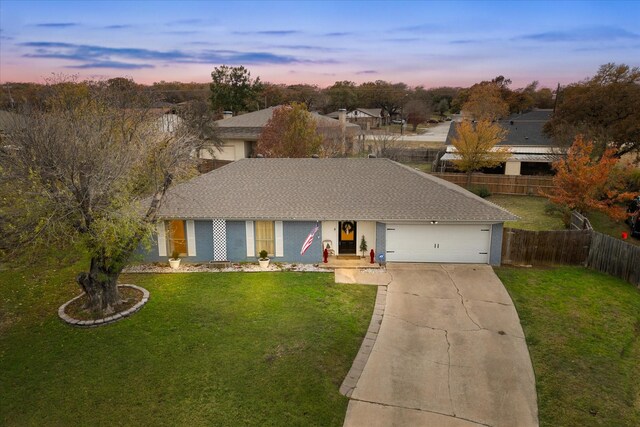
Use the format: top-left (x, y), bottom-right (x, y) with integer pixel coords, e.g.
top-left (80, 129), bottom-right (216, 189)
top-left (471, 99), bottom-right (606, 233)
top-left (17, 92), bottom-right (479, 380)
top-left (318, 256), bottom-right (383, 270)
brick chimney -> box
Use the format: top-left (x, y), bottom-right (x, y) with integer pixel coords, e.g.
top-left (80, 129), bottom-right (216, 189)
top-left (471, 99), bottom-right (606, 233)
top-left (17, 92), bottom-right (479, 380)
top-left (338, 109), bottom-right (346, 153)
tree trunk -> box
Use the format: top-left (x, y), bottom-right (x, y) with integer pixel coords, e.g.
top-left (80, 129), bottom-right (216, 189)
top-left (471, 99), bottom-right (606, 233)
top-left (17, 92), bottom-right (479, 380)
top-left (466, 171), bottom-right (473, 187)
top-left (77, 256), bottom-right (122, 316)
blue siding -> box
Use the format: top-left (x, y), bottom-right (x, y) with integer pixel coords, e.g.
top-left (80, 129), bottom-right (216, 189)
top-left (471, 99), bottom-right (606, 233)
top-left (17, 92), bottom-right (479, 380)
top-left (376, 222), bottom-right (386, 264)
top-left (138, 220), bottom-right (213, 263)
top-left (193, 220), bottom-right (214, 262)
top-left (226, 221), bottom-right (248, 262)
top-left (490, 223), bottom-right (504, 266)
top-left (281, 221), bottom-right (322, 263)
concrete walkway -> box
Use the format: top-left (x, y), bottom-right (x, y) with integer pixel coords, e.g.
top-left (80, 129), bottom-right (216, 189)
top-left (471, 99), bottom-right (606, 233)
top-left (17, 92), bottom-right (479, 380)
top-left (342, 264), bottom-right (538, 427)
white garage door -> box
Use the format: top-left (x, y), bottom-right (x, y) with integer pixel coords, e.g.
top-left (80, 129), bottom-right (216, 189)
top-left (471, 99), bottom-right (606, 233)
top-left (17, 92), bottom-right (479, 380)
top-left (386, 224), bottom-right (492, 263)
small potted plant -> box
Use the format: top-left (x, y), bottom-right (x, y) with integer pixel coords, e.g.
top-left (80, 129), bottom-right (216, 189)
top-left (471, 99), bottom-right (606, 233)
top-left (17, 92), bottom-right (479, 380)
top-left (169, 250), bottom-right (181, 270)
top-left (258, 249), bottom-right (270, 269)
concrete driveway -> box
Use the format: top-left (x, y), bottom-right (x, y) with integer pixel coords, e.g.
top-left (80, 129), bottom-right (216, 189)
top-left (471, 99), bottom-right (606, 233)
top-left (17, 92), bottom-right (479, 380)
top-left (342, 264), bottom-right (538, 427)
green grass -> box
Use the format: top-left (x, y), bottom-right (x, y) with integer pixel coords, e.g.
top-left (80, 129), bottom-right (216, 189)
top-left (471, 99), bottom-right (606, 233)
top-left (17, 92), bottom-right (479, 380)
top-left (496, 266), bottom-right (640, 426)
top-left (487, 195), bottom-right (566, 231)
top-left (0, 261), bottom-right (376, 426)
top-left (400, 161), bottom-right (432, 173)
top-left (588, 210), bottom-right (640, 246)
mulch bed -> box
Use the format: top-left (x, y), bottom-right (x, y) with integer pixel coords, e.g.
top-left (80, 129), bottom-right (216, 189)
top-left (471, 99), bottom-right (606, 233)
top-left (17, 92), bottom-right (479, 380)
top-left (65, 286), bottom-right (143, 321)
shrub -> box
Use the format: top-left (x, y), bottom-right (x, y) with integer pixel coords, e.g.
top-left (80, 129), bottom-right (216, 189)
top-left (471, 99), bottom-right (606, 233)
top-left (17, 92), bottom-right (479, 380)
top-left (259, 249), bottom-right (269, 260)
top-left (171, 250), bottom-right (181, 260)
top-left (470, 186), bottom-right (492, 198)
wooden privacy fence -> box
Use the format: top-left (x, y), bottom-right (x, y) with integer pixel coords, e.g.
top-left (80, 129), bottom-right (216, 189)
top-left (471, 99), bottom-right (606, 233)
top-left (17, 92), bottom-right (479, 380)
top-left (431, 172), bottom-right (555, 195)
top-left (587, 232), bottom-right (640, 287)
top-left (502, 228), bottom-right (640, 287)
top-left (502, 228), bottom-right (592, 265)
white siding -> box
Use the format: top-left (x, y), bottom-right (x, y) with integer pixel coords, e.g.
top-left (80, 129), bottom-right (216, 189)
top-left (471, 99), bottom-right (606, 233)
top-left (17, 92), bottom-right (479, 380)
top-left (245, 221), bottom-right (255, 257)
top-left (275, 221), bottom-right (284, 257)
top-left (356, 221), bottom-right (377, 256)
top-left (157, 222), bottom-right (167, 257)
top-left (186, 220), bottom-right (196, 256)
top-left (321, 221), bottom-right (338, 253)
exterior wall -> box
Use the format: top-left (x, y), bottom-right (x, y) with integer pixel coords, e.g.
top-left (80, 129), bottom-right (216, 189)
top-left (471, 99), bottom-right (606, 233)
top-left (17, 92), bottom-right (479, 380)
top-left (376, 222), bottom-right (386, 263)
top-left (226, 220), bottom-right (248, 261)
top-left (505, 161), bottom-right (522, 176)
top-left (201, 140), bottom-right (248, 161)
top-left (490, 223), bottom-right (504, 266)
top-left (282, 221), bottom-right (323, 263)
top-left (321, 221), bottom-right (338, 253)
top-left (227, 220), bottom-right (322, 263)
top-left (140, 220), bottom-right (213, 263)
top-left (356, 221), bottom-right (377, 257)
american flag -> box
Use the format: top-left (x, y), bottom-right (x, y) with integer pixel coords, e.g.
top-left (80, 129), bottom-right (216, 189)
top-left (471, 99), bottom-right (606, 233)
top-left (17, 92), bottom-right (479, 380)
top-left (300, 224), bottom-right (319, 255)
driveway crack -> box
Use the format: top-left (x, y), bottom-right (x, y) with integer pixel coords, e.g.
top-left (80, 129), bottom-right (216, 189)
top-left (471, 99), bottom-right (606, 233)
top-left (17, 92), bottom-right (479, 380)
top-left (444, 329), bottom-right (455, 417)
top-left (442, 267), bottom-right (483, 331)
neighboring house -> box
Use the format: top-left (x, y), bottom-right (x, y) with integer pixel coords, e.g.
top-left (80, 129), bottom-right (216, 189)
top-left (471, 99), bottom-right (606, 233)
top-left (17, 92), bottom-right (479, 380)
top-left (204, 107), bottom-right (363, 163)
top-left (440, 109), bottom-right (564, 175)
top-left (141, 158), bottom-right (516, 266)
top-left (326, 108), bottom-right (383, 129)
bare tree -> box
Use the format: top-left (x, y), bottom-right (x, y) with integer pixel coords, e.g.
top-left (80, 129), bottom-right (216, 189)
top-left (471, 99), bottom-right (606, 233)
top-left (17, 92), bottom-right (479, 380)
top-left (0, 77), bottom-right (208, 315)
top-left (368, 132), bottom-right (401, 160)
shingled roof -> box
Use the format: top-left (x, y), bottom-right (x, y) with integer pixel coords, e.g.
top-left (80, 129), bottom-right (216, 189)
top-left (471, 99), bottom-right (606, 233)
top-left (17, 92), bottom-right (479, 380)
top-left (154, 158), bottom-right (516, 222)
top-left (446, 109), bottom-right (553, 147)
top-left (216, 107), bottom-right (361, 140)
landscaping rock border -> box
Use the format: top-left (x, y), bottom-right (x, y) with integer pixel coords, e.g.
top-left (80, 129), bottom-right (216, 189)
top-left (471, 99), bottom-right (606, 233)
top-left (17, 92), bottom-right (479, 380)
top-left (58, 284), bottom-right (150, 328)
top-left (339, 284), bottom-right (388, 397)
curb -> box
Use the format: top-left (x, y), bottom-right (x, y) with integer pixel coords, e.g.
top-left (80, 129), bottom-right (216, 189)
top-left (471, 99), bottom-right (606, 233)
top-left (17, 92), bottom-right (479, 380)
top-left (58, 284), bottom-right (150, 328)
top-left (339, 284), bottom-right (387, 397)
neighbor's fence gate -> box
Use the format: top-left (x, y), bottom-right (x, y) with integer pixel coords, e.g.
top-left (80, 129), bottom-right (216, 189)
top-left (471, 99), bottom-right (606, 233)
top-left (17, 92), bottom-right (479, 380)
top-left (570, 211), bottom-right (593, 230)
top-left (502, 228), bottom-right (640, 287)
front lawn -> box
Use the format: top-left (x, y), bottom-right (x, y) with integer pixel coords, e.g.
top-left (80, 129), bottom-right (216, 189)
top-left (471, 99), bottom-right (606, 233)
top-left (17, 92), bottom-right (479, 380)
top-left (0, 262), bottom-right (376, 426)
top-left (487, 195), bottom-right (565, 231)
top-left (496, 266), bottom-right (640, 426)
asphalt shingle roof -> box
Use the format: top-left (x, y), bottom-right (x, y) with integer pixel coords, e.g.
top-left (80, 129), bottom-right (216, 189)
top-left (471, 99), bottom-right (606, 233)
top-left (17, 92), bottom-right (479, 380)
top-left (155, 158), bottom-right (516, 222)
top-left (216, 107), bottom-right (360, 140)
top-left (446, 109), bottom-right (553, 147)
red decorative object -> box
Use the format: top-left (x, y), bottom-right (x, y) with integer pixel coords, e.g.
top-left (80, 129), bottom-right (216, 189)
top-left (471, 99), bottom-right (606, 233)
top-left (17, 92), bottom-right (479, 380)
top-left (323, 247), bottom-right (329, 263)
top-left (370, 249), bottom-right (375, 264)
top-left (622, 231), bottom-right (628, 240)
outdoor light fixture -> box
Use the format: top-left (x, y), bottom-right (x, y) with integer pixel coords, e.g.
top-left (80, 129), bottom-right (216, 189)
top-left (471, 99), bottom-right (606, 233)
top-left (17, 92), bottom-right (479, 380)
top-left (431, 221), bottom-right (438, 224)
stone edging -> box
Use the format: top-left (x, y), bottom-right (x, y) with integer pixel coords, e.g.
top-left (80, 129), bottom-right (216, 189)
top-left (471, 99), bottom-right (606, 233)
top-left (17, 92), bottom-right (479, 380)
top-left (58, 284), bottom-right (150, 328)
top-left (339, 284), bottom-right (387, 397)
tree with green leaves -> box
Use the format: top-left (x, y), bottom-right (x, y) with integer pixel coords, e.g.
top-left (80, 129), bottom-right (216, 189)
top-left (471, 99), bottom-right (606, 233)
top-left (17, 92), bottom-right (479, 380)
top-left (210, 65), bottom-right (262, 115)
top-left (450, 120), bottom-right (510, 185)
top-left (544, 63), bottom-right (640, 159)
top-left (0, 77), bottom-right (208, 315)
top-left (255, 103), bottom-right (323, 158)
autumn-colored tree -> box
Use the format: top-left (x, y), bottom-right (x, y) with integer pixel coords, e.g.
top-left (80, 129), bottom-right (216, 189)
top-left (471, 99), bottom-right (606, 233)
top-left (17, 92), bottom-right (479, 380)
top-left (542, 135), bottom-right (636, 221)
top-left (462, 84), bottom-right (509, 121)
top-left (255, 103), bottom-right (323, 158)
top-left (450, 120), bottom-right (510, 185)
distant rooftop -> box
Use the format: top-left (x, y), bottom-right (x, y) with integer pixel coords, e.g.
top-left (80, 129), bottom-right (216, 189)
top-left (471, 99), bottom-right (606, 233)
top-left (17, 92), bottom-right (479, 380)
top-left (446, 109), bottom-right (553, 147)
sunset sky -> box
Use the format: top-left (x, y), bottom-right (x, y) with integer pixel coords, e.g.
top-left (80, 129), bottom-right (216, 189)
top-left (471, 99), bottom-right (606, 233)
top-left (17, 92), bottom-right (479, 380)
top-left (1, 0), bottom-right (639, 89)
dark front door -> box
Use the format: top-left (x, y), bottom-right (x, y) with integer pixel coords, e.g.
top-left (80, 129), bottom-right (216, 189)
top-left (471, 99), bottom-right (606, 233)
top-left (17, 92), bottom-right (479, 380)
top-left (338, 221), bottom-right (357, 254)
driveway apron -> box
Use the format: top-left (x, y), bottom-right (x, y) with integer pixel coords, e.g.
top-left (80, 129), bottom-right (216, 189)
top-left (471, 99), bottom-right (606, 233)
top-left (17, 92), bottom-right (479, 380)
top-left (343, 264), bottom-right (538, 427)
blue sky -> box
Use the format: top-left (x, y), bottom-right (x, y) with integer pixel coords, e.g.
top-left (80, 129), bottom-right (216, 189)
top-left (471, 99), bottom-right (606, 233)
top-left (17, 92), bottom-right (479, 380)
top-left (1, 0), bottom-right (639, 88)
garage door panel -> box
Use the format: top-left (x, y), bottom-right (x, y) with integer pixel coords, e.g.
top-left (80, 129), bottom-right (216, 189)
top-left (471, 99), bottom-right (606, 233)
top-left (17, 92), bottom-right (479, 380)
top-left (386, 224), bottom-right (491, 264)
